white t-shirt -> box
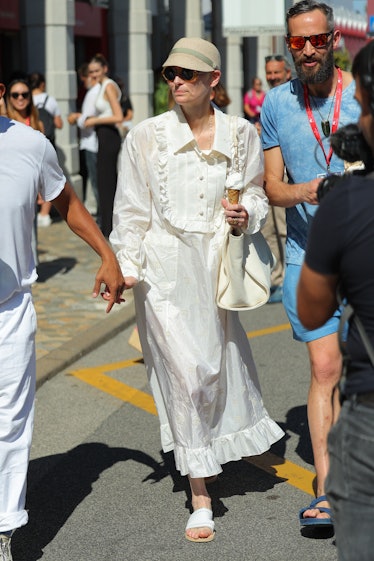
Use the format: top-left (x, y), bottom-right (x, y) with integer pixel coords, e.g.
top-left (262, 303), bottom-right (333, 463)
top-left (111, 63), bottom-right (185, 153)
top-left (0, 117), bottom-right (65, 303)
top-left (95, 78), bottom-right (121, 119)
top-left (33, 92), bottom-right (61, 117)
top-left (77, 82), bottom-right (100, 153)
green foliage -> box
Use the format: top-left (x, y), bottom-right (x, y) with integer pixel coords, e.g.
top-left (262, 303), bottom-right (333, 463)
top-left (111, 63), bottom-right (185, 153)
top-left (154, 78), bottom-right (170, 116)
top-left (334, 48), bottom-right (352, 71)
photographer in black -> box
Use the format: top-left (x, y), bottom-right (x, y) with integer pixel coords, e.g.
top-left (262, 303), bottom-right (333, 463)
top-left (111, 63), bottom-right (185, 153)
top-left (298, 41), bottom-right (374, 561)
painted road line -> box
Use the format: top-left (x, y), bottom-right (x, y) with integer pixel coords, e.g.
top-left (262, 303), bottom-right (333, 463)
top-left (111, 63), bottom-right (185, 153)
top-left (71, 364), bottom-right (157, 415)
top-left (247, 323), bottom-right (291, 338)
top-left (245, 452), bottom-right (315, 495)
top-left (69, 360), bottom-right (314, 498)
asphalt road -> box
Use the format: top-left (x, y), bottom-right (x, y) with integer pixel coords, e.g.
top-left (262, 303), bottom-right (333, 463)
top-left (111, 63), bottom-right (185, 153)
top-left (13, 303), bottom-right (338, 561)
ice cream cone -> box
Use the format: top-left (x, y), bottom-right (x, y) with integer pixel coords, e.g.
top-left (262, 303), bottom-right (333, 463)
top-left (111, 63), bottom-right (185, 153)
top-left (227, 188), bottom-right (240, 204)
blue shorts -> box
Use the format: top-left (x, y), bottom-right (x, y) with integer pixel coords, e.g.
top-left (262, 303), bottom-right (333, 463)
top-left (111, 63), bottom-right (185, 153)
top-left (283, 263), bottom-right (340, 343)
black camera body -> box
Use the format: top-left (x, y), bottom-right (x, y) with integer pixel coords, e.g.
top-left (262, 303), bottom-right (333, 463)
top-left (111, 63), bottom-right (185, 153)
top-left (330, 123), bottom-right (373, 169)
top-left (317, 123), bottom-right (373, 202)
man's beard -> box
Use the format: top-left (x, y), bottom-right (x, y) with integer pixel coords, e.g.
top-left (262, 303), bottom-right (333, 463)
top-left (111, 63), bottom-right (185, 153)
top-left (294, 48), bottom-right (335, 85)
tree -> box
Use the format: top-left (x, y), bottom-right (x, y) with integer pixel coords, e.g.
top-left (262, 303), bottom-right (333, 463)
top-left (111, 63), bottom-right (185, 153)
top-left (334, 48), bottom-right (352, 71)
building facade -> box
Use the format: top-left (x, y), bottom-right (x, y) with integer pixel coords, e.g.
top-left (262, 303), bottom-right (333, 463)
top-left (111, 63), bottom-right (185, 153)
top-left (0, 0), bottom-right (369, 195)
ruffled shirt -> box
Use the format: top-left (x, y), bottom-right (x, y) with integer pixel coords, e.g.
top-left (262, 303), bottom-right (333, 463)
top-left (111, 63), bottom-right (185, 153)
top-left (111, 104), bottom-right (268, 280)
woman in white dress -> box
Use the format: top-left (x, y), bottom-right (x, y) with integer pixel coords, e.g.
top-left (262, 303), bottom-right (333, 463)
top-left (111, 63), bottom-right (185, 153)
top-left (110, 37), bottom-right (284, 542)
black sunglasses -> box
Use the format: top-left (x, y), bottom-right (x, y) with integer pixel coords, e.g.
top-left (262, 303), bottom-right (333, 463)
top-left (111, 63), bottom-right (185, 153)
top-left (287, 31), bottom-right (333, 50)
top-left (10, 91), bottom-right (30, 99)
top-left (162, 67), bottom-right (201, 83)
top-left (265, 55), bottom-right (286, 63)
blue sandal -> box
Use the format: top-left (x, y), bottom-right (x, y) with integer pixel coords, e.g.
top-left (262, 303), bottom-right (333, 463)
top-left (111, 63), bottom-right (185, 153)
top-left (299, 495), bottom-right (333, 527)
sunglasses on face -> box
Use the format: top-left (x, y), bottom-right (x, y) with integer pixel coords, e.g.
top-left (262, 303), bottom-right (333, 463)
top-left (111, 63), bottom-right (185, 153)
top-left (162, 67), bottom-right (201, 83)
top-left (10, 91), bottom-right (30, 99)
top-left (265, 54), bottom-right (286, 63)
top-left (287, 31), bottom-right (333, 50)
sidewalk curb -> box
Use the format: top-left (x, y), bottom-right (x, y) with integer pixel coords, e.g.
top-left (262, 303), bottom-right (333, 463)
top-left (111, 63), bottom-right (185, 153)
top-left (36, 295), bottom-right (136, 389)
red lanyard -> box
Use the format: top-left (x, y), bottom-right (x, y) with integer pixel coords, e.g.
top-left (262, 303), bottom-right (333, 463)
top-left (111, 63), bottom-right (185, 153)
top-left (303, 67), bottom-right (343, 172)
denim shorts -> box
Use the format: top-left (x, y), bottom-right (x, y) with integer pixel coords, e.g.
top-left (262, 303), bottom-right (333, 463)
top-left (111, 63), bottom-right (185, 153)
top-left (283, 263), bottom-right (340, 342)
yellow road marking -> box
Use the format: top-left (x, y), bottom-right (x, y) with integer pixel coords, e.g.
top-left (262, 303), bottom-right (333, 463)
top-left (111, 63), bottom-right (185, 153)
top-left (247, 322), bottom-right (291, 338)
top-left (70, 355), bottom-right (314, 497)
top-left (245, 452), bottom-right (315, 495)
top-left (71, 365), bottom-right (157, 415)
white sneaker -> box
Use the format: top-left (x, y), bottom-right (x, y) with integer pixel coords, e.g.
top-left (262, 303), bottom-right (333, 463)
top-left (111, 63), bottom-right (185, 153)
top-left (0, 533), bottom-right (13, 561)
top-left (37, 213), bottom-right (52, 227)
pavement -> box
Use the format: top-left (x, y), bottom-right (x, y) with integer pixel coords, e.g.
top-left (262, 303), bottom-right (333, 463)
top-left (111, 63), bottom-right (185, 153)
top-left (34, 215), bottom-right (136, 389)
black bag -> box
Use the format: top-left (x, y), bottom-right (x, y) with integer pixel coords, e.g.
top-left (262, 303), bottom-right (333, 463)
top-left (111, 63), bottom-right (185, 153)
top-left (37, 95), bottom-right (55, 144)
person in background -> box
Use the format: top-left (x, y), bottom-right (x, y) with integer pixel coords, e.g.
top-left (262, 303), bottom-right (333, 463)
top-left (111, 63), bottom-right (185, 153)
top-left (84, 53), bottom-right (124, 238)
top-left (0, 73), bottom-right (124, 561)
top-left (261, 54), bottom-right (292, 304)
top-left (110, 36), bottom-right (284, 543)
top-left (261, 0), bottom-right (360, 528)
top-left (5, 78), bottom-right (44, 267)
top-left (243, 76), bottom-right (265, 126)
top-left (29, 72), bottom-right (63, 228)
top-left (212, 81), bottom-right (231, 110)
top-left (265, 54), bottom-right (292, 89)
top-left (298, 39), bottom-right (374, 561)
top-left (114, 75), bottom-right (134, 140)
top-left (67, 63), bottom-right (101, 219)
top-left (5, 78), bottom-right (43, 132)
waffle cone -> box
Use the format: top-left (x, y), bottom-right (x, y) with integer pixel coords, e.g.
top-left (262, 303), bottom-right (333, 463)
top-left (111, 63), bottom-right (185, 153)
top-left (227, 189), bottom-right (240, 204)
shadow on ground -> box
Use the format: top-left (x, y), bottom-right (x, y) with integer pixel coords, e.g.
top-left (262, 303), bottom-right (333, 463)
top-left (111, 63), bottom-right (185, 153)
top-left (36, 257), bottom-right (77, 283)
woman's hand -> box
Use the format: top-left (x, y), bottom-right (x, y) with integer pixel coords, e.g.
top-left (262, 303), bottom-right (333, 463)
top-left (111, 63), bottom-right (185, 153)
top-left (221, 198), bottom-right (249, 232)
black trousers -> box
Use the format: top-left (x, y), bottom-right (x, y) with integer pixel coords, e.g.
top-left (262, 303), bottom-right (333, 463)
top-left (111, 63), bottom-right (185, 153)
top-left (96, 125), bottom-right (121, 238)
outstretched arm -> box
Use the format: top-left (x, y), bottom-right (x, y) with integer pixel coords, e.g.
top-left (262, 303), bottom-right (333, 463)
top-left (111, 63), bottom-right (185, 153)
top-left (52, 183), bottom-right (125, 312)
top-left (297, 263), bottom-right (338, 329)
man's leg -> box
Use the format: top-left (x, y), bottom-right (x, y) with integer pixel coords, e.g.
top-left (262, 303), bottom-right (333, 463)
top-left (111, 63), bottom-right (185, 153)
top-left (262, 206), bottom-right (286, 303)
top-left (301, 333), bottom-right (341, 520)
top-left (85, 149), bottom-right (99, 214)
top-left (0, 291), bottom-right (36, 539)
top-left (283, 264), bottom-right (341, 522)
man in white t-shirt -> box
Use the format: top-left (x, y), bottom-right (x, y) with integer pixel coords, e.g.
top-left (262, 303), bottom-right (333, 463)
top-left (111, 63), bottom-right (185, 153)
top-left (68, 63), bottom-right (100, 218)
top-left (0, 77), bottom-right (124, 561)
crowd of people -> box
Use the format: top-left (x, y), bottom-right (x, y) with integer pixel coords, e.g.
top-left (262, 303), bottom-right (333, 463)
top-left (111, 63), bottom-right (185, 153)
top-left (1, 0), bottom-right (374, 560)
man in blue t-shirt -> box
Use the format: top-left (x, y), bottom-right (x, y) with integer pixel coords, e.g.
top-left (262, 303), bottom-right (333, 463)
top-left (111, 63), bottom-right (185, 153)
top-left (298, 40), bottom-right (374, 560)
top-left (261, 0), bottom-right (360, 528)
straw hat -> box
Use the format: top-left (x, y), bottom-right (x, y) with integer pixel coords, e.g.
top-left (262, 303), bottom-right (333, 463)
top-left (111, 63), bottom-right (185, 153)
top-left (162, 37), bottom-right (221, 72)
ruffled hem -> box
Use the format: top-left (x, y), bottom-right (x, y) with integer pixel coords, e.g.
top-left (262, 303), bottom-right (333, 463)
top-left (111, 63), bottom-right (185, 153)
top-left (159, 415), bottom-right (285, 478)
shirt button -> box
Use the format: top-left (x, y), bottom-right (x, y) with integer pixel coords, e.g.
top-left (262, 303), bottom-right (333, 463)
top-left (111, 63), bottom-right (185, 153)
top-left (199, 193), bottom-right (204, 198)
top-left (199, 211), bottom-right (204, 216)
top-left (199, 176), bottom-right (204, 181)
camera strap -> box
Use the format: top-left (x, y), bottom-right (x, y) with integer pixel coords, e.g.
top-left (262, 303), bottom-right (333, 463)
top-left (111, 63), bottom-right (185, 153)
top-left (303, 67), bottom-right (343, 172)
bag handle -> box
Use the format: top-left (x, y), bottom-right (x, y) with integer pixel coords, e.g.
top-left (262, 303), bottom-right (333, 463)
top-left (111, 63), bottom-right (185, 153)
top-left (228, 115), bottom-right (239, 174)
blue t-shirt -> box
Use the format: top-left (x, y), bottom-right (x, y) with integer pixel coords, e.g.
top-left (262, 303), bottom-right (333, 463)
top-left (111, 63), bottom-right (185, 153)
top-left (261, 77), bottom-right (360, 265)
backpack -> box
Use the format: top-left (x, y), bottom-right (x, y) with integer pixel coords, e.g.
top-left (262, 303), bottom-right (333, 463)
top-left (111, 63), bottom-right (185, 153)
top-left (37, 95), bottom-right (55, 144)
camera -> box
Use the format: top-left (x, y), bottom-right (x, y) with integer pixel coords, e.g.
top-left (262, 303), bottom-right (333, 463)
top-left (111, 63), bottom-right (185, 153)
top-left (317, 123), bottom-right (373, 202)
top-left (330, 123), bottom-right (372, 170)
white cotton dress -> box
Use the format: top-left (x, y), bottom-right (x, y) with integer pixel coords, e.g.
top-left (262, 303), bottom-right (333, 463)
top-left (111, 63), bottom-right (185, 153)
top-left (110, 105), bottom-right (284, 478)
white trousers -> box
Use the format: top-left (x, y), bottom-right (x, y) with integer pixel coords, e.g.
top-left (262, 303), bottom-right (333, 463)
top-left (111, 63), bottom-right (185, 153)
top-left (0, 290), bottom-right (36, 532)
